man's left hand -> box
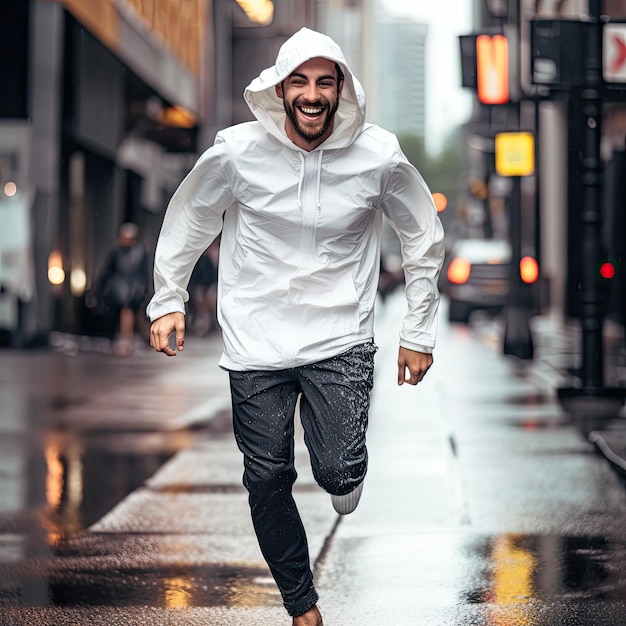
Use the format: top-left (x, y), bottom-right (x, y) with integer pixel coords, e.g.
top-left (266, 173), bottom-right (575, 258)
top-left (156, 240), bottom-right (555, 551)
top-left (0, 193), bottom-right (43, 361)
top-left (397, 347), bottom-right (433, 386)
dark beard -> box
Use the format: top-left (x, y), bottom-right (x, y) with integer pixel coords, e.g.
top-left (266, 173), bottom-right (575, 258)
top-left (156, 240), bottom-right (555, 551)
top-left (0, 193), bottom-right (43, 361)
top-left (284, 98), bottom-right (340, 143)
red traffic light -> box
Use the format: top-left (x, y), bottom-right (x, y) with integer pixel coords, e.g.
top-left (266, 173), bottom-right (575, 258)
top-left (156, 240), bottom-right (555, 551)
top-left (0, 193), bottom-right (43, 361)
top-left (600, 262), bottom-right (615, 279)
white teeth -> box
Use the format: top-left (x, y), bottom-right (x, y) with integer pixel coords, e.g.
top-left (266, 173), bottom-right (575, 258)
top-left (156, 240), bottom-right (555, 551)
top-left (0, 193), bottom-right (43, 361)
top-left (300, 106), bottom-right (323, 115)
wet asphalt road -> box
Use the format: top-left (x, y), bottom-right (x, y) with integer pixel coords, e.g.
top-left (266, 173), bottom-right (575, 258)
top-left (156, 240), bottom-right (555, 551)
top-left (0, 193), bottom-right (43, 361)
top-left (2, 294), bottom-right (626, 625)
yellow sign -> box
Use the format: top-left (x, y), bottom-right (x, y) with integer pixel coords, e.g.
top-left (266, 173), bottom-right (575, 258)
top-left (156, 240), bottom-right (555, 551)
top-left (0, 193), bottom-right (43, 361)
top-left (495, 132), bottom-right (535, 177)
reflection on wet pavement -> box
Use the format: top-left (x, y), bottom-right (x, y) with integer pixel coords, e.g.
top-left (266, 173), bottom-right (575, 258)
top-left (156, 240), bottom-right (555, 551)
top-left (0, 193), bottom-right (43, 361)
top-left (47, 565), bottom-right (276, 609)
top-left (0, 428), bottom-right (195, 560)
top-left (0, 531), bottom-right (280, 610)
top-left (4, 529), bottom-right (626, 617)
top-left (3, 310), bottom-right (626, 624)
top-left (317, 531), bottom-right (626, 625)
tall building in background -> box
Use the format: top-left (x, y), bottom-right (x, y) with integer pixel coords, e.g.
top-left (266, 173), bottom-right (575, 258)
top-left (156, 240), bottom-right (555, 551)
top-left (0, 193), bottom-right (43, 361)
top-left (316, 0), bottom-right (376, 122)
top-left (212, 0), bottom-right (317, 136)
top-left (374, 18), bottom-right (427, 138)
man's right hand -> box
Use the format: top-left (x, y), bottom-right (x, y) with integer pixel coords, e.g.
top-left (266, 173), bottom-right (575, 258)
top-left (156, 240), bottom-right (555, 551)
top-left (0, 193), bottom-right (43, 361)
top-left (150, 311), bottom-right (185, 356)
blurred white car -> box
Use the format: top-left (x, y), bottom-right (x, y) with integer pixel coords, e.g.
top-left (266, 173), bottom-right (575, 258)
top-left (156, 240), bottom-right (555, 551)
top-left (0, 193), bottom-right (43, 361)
top-left (444, 238), bottom-right (511, 324)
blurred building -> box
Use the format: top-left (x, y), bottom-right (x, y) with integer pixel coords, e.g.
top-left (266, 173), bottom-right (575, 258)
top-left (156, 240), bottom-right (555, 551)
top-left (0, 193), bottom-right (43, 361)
top-left (316, 0), bottom-right (374, 109)
top-left (210, 0), bottom-right (316, 137)
top-left (0, 0), bottom-right (210, 344)
top-left (0, 0), bottom-right (320, 346)
top-left (374, 18), bottom-right (428, 139)
top-left (320, 0), bottom-right (429, 139)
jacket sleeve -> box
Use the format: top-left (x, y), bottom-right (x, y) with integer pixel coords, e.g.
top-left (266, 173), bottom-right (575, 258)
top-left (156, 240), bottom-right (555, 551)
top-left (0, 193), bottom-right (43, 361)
top-left (380, 150), bottom-right (445, 353)
top-left (146, 139), bottom-right (234, 322)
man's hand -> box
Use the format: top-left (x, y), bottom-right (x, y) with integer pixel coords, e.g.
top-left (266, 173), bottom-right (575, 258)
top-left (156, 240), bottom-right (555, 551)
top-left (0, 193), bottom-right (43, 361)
top-left (397, 346), bottom-right (433, 386)
top-left (150, 312), bottom-right (186, 356)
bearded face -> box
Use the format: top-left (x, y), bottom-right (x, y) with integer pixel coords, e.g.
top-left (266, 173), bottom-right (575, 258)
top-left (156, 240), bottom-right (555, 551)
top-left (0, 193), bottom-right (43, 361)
top-left (282, 91), bottom-right (340, 144)
top-left (276, 58), bottom-right (344, 150)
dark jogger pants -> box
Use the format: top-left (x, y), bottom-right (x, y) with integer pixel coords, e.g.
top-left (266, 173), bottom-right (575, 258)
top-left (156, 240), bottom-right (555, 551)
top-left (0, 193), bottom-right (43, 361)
top-left (228, 341), bottom-right (377, 617)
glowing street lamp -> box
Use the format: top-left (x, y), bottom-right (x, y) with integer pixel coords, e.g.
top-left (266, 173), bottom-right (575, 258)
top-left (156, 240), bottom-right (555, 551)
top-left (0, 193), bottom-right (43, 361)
top-left (235, 0), bottom-right (274, 26)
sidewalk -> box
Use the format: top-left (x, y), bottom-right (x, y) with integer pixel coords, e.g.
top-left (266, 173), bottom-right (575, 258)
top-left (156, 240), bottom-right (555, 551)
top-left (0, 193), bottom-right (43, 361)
top-left (474, 312), bottom-right (626, 479)
top-left (0, 329), bottom-right (336, 624)
top-left (44, 330), bottom-right (233, 432)
top-left (314, 297), bottom-right (626, 624)
top-left (3, 298), bottom-right (626, 624)
top-left (528, 314), bottom-right (626, 391)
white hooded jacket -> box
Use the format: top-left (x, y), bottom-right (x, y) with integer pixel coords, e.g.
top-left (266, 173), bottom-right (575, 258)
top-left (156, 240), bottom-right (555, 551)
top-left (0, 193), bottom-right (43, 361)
top-left (147, 28), bottom-right (445, 371)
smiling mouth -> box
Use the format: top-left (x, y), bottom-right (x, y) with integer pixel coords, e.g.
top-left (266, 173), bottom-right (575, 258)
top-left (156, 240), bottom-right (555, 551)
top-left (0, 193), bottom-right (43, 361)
top-left (298, 105), bottom-right (325, 119)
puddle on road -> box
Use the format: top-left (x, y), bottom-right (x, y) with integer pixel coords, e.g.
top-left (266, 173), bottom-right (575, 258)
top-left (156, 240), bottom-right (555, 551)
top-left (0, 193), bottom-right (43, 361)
top-left (35, 564), bottom-right (277, 610)
top-left (457, 534), bottom-right (626, 610)
top-left (0, 427), bottom-right (199, 558)
top-left (3, 532), bottom-right (626, 615)
top-left (320, 532), bottom-right (626, 625)
top-left (0, 554), bottom-right (279, 611)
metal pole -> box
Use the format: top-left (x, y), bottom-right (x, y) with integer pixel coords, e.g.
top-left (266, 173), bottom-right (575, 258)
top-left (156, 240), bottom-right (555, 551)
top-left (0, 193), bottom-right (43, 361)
top-left (534, 98), bottom-right (541, 271)
top-left (556, 0), bottom-right (625, 421)
top-left (579, 0), bottom-right (604, 389)
top-left (503, 170), bottom-right (534, 359)
top-left (502, 0), bottom-right (534, 360)
top-left (483, 147), bottom-right (495, 239)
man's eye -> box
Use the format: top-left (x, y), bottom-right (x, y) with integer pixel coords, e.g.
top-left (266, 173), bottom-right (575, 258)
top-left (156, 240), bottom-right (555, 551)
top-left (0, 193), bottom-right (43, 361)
top-left (319, 82), bottom-right (334, 88)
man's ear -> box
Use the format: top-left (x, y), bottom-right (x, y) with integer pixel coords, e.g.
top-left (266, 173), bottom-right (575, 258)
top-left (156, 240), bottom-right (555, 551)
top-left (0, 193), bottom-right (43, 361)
top-left (275, 82), bottom-right (284, 98)
top-left (338, 79), bottom-right (344, 98)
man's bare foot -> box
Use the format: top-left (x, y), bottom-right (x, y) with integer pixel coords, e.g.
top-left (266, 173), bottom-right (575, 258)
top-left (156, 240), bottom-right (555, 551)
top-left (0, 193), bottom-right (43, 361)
top-left (292, 604), bottom-right (323, 626)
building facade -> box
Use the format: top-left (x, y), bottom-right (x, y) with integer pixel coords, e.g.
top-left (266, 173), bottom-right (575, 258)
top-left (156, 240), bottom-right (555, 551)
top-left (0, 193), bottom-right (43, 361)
top-left (0, 0), bottom-right (318, 345)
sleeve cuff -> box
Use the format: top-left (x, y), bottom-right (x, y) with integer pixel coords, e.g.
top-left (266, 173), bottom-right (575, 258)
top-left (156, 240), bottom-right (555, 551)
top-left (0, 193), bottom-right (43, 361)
top-left (146, 299), bottom-right (186, 322)
top-left (399, 338), bottom-right (433, 354)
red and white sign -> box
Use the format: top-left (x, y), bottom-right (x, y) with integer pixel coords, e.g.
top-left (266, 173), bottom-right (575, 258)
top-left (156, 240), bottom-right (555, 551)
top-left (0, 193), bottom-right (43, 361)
top-left (604, 23), bottom-right (626, 83)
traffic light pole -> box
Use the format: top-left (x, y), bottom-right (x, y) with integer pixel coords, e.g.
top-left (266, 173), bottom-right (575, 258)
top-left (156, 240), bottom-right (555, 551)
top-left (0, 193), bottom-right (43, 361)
top-left (502, 1), bottom-right (534, 360)
top-left (557, 0), bottom-right (626, 422)
top-left (502, 170), bottom-right (534, 360)
top-left (501, 99), bottom-right (533, 360)
top-left (580, 0), bottom-right (604, 390)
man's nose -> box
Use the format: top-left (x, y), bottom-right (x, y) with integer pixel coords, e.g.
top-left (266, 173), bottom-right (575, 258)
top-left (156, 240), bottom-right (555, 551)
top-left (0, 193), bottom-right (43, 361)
top-left (303, 81), bottom-right (320, 101)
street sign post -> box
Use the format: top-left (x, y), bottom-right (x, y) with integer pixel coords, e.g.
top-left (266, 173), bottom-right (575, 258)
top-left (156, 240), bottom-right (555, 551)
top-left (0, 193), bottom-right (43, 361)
top-left (495, 132), bottom-right (536, 360)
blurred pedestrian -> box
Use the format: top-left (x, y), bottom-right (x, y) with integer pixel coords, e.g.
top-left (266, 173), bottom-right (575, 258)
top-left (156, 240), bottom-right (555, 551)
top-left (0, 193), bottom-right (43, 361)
top-left (187, 241), bottom-right (219, 336)
top-left (95, 222), bottom-right (149, 356)
top-left (147, 28), bottom-right (444, 626)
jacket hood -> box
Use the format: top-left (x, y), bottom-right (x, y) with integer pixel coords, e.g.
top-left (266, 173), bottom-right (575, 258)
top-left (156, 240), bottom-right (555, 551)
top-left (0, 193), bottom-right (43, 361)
top-left (244, 27), bottom-right (366, 151)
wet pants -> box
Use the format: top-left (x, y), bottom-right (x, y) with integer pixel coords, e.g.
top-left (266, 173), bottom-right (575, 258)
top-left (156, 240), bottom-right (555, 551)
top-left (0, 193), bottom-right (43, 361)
top-left (228, 341), bottom-right (377, 617)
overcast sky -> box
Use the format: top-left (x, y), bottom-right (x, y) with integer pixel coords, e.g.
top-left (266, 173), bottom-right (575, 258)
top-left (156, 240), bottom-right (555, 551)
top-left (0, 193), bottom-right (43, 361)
top-left (380, 0), bottom-right (474, 153)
